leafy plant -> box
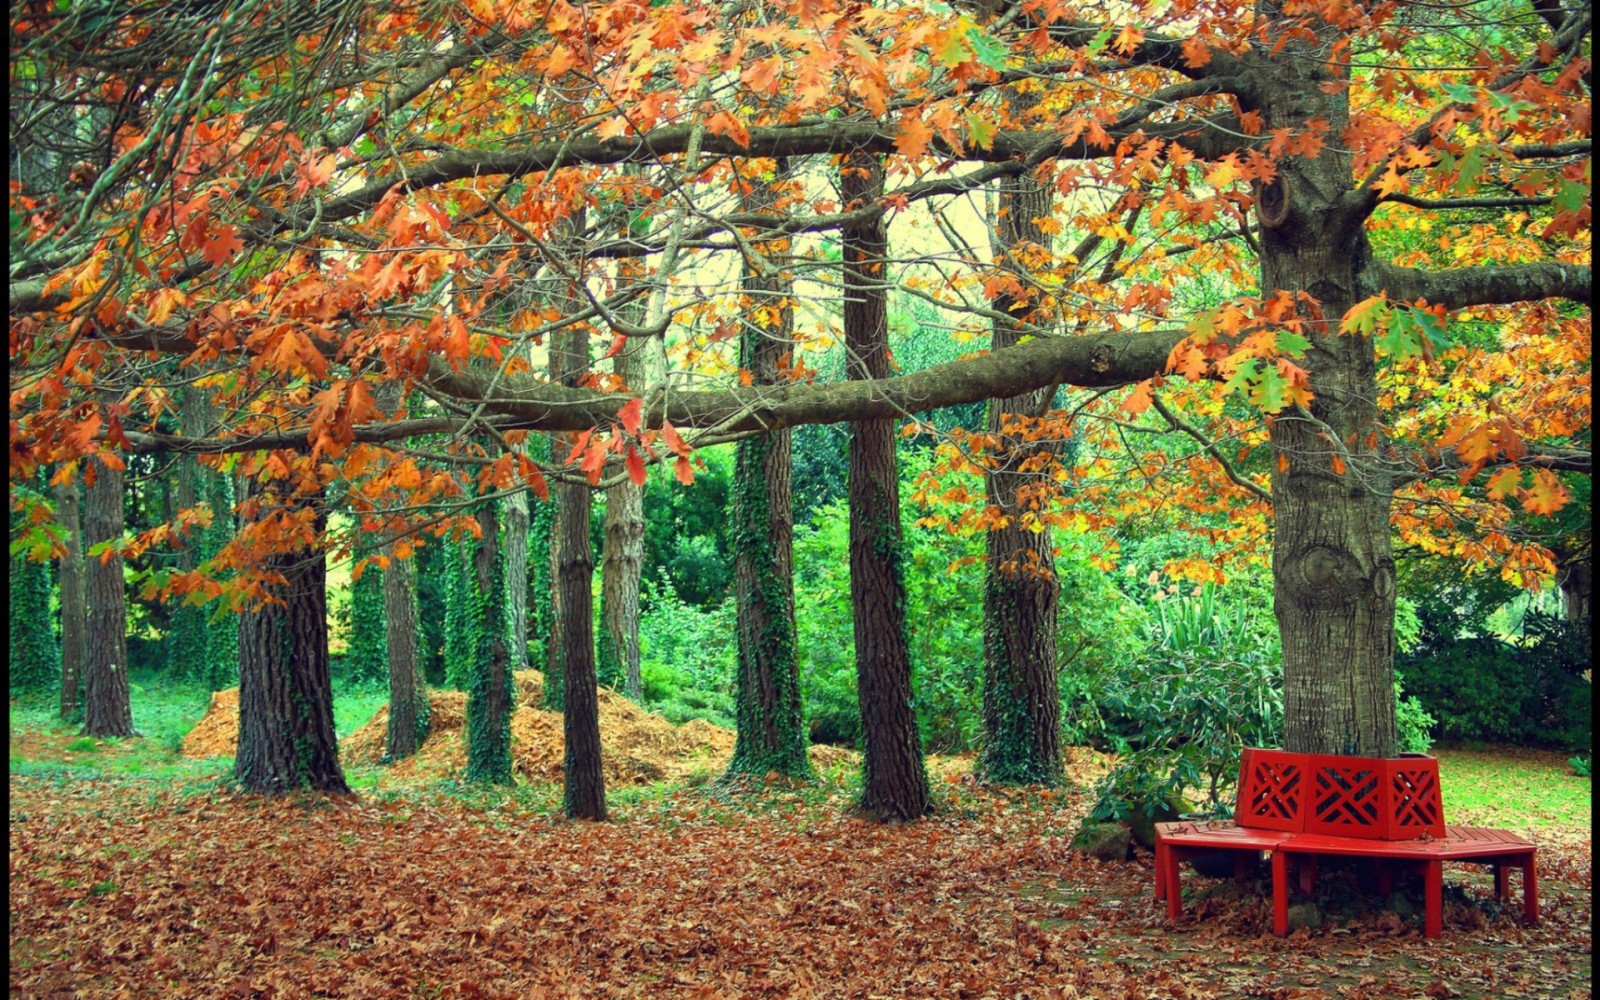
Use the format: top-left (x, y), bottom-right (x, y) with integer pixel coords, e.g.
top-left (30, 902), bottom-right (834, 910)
top-left (1569, 755), bottom-right (1591, 778)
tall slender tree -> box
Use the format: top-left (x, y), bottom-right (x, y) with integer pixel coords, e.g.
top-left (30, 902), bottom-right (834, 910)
top-left (82, 455), bottom-right (135, 737)
top-left (166, 390), bottom-right (211, 680)
top-left (505, 490), bottom-right (530, 674)
top-left (979, 146), bottom-right (1063, 785)
top-left (726, 158), bottom-right (809, 781)
top-left (466, 500), bottom-right (515, 783)
top-left (383, 534), bottom-right (428, 762)
top-left (54, 478), bottom-right (86, 721)
top-left (842, 151), bottom-right (930, 820)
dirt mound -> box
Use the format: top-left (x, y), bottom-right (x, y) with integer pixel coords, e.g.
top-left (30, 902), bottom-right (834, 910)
top-left (183, 670), bottom-right (861, 786)
top-left (179, 688), bottom-right (241, 758)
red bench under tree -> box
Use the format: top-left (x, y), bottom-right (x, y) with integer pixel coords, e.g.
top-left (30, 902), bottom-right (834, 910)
top-left (1154, 748), bottom-right (1538, 938)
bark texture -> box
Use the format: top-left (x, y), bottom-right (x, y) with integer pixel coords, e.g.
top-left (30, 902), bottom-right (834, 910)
top-left (1248, 9), bottom-right (1397, 757)
top-left (548, 225), bottom-right (606, 818)
top-left (727, 160), bottom-right (809, 780)
top-left (505, 490), bottom-right (530, 673)
top-left (54, 478), bottom-right (86, 721)
top-left (466, 501), bottom-right (514, 784)
top-left (599, 248), bottom-right (654, 700)
top-left (234, 485), bottom-right (348, 794)
top-left (82, 456), bottom-right (136, 738)
top-left (843, 151), bottom-right (930, 820)
top-left (383, 540), bottom-right (427, 762)
top-left (980, 157), bottom-right (1063, 786)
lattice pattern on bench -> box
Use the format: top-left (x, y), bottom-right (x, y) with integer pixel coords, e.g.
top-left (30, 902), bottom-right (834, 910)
top-left (1235, 748), bottom-right (1444, 840)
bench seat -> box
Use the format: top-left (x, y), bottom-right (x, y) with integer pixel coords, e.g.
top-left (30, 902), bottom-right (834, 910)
top-left (1154, 821), bottom-right (1537, 939)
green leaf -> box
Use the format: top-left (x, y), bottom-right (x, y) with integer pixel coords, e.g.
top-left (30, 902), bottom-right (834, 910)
top-left (967, 27), bottom-right (1008, 71)
top-left (1274, 330), bottom-right (1311, 356)
top-left (1554, 179), bottom-right (1587, 213)
top-left (1221, 358), bottom-right (1261, 398)
top-left (1250, 363), bottom-right (1290, 412)
top-left (936, 28), bottom-right (972, 68)
top-left (965, 112), bottom-right (995, 151)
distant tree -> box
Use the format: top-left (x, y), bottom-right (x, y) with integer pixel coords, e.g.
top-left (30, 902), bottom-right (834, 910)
top-left (383, 535), bottom-right (428, 762)
top-left (345, 553), bottom-right (388, 686)
top-left (9, 496), bottom-right (59, 699)
top-left (53, 478), bottom-right (86, 720)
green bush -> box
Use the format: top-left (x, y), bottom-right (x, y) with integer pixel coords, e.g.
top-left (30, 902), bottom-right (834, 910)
top-left (1398, 611), bottom-right (1591, 750)
top-left (638, 574), bottom-right (736, 724)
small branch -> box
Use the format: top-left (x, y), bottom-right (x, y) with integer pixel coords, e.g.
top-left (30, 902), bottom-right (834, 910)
top-left (1149, 393), bottom-right (1273, 504)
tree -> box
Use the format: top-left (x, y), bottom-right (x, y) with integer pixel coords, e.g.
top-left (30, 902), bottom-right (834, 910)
top-left (383, 534), bottom-right (429, 762)
top-left (233, 473), bottom-right (347, 795)
top-left (344, 550), bottom-right (388, 687)
top-left (442, 535), bottom-right (479, 691)
top-left (8, 0), bottom-right (1589, 802)
top-left (726, 159), bottom-right (810, 781)
top-left (82, 456), bottom-right (135, 737)
top-left (54, 478), bottom-right (87, 721)
top-left (843, 149), bottom-right (931, 820)
top-left (466, 500), bottom-right (515, 784)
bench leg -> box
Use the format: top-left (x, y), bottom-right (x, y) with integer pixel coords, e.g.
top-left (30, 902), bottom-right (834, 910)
top-left (1521, 853), bottom-right (1539, 925)
top-left (1234, 851), bottom-right (1253, 880)
top-left (1298, 855), bottom-right (1317, 897)
top-left (1424, 859), bottom-right (1442, 939)
top-left (1376, 860), bottom-right (1393, 895)
top-left (1272, 850), bottom-right (1288, 936)
top-left (1493, 863), bottom-right (1507, 903)
top-left (1154, 842), bottom-right (1166, 901)
top-left (1165, 847), bottom-right (1185, 921)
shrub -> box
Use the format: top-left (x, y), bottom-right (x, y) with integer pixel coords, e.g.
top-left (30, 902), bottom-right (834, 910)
top-left (1398, 611), bottom-right (1591, 750)
top-left (638, 574), bottom-right (736, 724)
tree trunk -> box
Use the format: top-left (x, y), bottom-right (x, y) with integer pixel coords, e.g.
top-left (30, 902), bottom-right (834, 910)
top-left (558, 472), bottom-right (606, 818)
top-left (235, 482), bottom-right (348, 794)
top-left (466, 501), bottom-right (515, 783)
top-left (843, 151), bottom-right (929, 819)
top-left (202, 468), bottom-right (240, 691)
top-left (55, 478), bottom-right (86, 721)
top-left (167, 389), bottom-right (209, 680)
top-left (1249, 12), bottom-right (1397, 758)
top-left (82, 456), bottom-right (136, 738)
top-left (727, 158), bottom-right (809, 780)
top-left (505, 489), bottom-right (530, 673)
top-left (345, 551), bottom-right (388, 686)
top-left (599, 244), bottom-right (654, 701)
top-left (980, 162), bottom-right (1063, 786)
top-left (383, 537), bottom-right (427, 762)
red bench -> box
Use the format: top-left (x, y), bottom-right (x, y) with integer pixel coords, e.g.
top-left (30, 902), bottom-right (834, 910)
top-left (1153, 748), bottom-right (1538, 939)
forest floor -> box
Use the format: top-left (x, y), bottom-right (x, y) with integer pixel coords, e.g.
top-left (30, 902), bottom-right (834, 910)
top-left (8, 691), bottom-right (1593, 999)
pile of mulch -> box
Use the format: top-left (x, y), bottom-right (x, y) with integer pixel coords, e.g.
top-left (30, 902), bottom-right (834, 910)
top-left (182, 671), bottom-right (859, 786)
top-left (178, 687), bottom-right (241, 758)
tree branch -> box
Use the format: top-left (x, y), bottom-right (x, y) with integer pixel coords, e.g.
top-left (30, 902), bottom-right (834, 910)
top-left (1365, 261), bottom-right (1591, 309)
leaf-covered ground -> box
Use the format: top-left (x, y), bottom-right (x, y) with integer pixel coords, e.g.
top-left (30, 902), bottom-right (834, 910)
top-left (9, 755), bottom-right (1591, 999)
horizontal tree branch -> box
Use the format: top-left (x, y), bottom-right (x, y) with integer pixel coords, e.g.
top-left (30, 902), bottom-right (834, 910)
top-left (1366, 260), bottom-right (1591, 309)
top-left (116, 327), bottom-right (1186, 454)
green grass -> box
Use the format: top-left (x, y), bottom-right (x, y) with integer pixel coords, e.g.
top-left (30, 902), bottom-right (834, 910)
top-left (1435, 746), bottom-right (1591, 830)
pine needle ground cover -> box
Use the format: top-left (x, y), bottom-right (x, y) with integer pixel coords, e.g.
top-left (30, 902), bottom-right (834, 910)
top-left (8, 688), bottom-right (1591, 998)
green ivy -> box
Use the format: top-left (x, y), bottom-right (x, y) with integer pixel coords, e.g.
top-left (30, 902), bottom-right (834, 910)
top-left (199, 472), bottom-right (238, 691)
top-left (442, 536), bottom-right (480, 691)
top-left (466, 503), bottom-right (514, 785)
top-left (8, 550), bottom-right (59, 698)
top-left (344, 557), bottom-right (387, 686)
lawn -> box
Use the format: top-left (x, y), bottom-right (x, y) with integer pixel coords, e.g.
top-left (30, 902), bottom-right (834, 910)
top-left (8, 681), bottom-right (1593, 998)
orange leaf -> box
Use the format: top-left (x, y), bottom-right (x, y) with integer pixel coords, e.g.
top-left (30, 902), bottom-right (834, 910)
top-left (617, 397), bottom-right (643, 437)
top-left (674, 455), bottom-right (695, 485)
top-left (625, 446), bottom-right (647, 486)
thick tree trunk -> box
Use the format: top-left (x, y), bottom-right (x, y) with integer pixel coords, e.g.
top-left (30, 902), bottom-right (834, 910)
top-left (235, 483), bottom-right (348, 794)
top-left (82, 456), bottom-right (136, 738)
top-left (981, 150), bottom-right (1063, 786)
top-left (55, 478), bottom-right (86, 721)
top-left (1249, 14), bottom-right (1398, 758)
top-left (505, 490), bottom-right (530, 673)
top-left (727, 159), bottom-right (809, 780)
top-left (843, 152), bottom-right (930, 819)
top-left (383, 539), bottom-right (427, 762)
